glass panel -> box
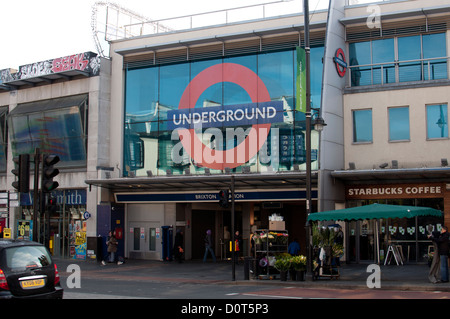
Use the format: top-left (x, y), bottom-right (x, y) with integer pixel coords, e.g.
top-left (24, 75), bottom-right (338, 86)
top-left (398, 35), bottom-right (422, 82)
top-left (423, 33), bottom-right (447, 80)
top-left (311, 47), bottom-right (324, 108)
top-left (352, 109), bottom-right (373, 143)
top-left (133, 227), bottom-right (140, 250)
top-left (149, 228), bottom-right (156, 251)
top-left (372, 38), bottom-right (395, 85)
top-left (389, 107), bottom-right (410, 141)
top-left (426, 104), bottom-right (448, 139)
top-left (349, 41), bottom-right (371, 86)
top-left (125, 67), bottom-right (159, 123)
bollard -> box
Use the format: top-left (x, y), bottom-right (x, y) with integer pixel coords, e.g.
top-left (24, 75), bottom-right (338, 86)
top-left (244, 257), bottom-right (253, 280)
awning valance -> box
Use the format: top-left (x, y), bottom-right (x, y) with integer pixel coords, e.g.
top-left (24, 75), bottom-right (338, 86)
top-left (307, 203), bottom-right (442, 222)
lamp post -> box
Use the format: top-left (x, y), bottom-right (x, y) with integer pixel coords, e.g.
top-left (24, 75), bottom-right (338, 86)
top-left (303, 0), bottom-right (326, 276)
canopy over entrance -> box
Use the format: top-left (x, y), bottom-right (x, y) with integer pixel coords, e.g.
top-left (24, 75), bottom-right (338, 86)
top-left (307, 203), bottom-right (442, 222)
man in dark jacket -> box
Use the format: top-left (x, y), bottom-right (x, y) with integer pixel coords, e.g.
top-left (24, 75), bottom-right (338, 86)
top-left (431, 226), bottom-right (449, 282)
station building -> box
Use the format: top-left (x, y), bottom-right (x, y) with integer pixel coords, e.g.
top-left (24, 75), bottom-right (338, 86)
top-left (1, 0), bottom-right (450, 264)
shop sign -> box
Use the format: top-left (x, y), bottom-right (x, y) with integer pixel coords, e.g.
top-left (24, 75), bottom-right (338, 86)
top-left (333, 48), bottom-right (347, 77)
top-left (1, 52), bottom-right (100, 84)
top-left (346, 183), bottom-right (445, 200)
top-left (115, 189), bottom-right (318, 203)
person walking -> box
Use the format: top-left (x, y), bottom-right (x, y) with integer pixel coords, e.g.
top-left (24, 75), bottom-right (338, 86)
top-left (430, 226), bottom-right (449, 283)
top-left (102, 230), bottom-right (119, 265)
top-left (288, 238), bottom-right (301, 256)
top-left (173, 229), bottom-right (184, 263)
top-left (428, 231), bottom-right (441, 283)
top-left (203, 230), bottom-right (216, 263)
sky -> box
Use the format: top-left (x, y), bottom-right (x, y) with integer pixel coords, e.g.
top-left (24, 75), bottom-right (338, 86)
top-left (0, 0), bottom-right (331, 71)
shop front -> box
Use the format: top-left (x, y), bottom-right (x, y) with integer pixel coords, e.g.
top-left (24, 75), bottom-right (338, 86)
top-left (18, 189), bottom-right (87, 259)
top-left (340, 182), bottom-right (447, 263)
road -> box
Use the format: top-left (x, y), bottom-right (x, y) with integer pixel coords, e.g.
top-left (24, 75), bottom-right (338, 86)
top-left (60, 267), bottom-right (450, 300)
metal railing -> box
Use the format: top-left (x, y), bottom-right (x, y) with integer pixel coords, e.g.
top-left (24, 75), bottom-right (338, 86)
top-left (348, 56), bottom-right (449, 87)
top-left (116, 0), bottom-right (306, 40)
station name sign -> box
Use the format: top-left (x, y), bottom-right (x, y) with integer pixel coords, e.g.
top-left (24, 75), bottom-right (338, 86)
top-left (346, 183), bottom-right (445, 199)
top-left (168, 101), bottom-right (283, 130)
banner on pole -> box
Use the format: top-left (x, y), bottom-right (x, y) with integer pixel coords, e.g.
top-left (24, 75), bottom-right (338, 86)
top-left (296, 47), bottom-right (306, 113)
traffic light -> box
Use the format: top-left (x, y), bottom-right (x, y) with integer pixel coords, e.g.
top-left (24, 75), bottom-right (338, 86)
top-left (218, 189), bottom-right (229, 208)
top-left (12, 154), bottom-right (30, 193)
top-left (41, 155), bottom-right (60, 192)
top-left (47, 196), bottom-right (57, 214)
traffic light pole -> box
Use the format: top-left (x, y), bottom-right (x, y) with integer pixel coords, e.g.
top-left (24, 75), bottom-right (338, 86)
top-left (32, 148), bottom-right (40, 242)
top-left (231, 175), bottom-right (235, 281)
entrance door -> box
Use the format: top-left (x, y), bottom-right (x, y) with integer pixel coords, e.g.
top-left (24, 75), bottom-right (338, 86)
top-left (128, 222), bottom-right (161, 260)
top-left (192, 210), bottom-right (215, 260)
top-left (348, 220), bottom-right (376, 263)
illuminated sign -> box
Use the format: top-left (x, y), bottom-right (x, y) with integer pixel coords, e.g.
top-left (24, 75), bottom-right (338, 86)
top-left (333, 48), bottom-right (347, 77)
top-left (172, 63), bottom-right (281, 170)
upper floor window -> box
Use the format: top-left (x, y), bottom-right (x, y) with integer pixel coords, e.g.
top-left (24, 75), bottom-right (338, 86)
top-left (8, 95), bottom-right (88, 167)
top-left (426, 104), bottom-right (448, 139)
top-left (349, 33), bottom-right (447, 86)
top-left (352, 109), bottom-right (373, 143)
top-left (388, 106), bottom-right (410, 142)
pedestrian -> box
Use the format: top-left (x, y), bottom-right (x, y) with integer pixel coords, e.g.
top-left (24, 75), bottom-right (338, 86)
top-left (288, 238), bottom-right (301, 256)
top-left (102, 230), bottom-right (119, 265)
top-left (428, 231), bottom-right (441, 283)
top-left (203, 229), bottom-right (216, 262)
top-left (173, 229), bottom-right (184, 263)
top-left (234, 230), bottom-right (242, 264)
top-left (430, 226), bottom-right (449, 283)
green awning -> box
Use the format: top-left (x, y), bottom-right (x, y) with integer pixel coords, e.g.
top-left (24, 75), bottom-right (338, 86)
top-left (307, 203), bottom-right (442, 222)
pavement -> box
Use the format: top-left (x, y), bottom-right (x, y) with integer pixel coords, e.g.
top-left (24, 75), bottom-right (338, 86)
top-left (53, 256), bottom-right (450, 293)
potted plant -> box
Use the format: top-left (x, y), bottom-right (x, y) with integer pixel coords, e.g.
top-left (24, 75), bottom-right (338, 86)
top-left (274, 256), bottom-right (291, 281)
top-left (291, 255), bottom-right (307, 281)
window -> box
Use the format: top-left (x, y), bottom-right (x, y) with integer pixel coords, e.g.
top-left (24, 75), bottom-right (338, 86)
top-left (8, 95), bottom-right (88, 167)
top-left (423, 33), bottom-right (448, 80)
top-left (426, 104), bottom-right (448, 139)
top-left (372, 38), bottom-right (395, 84)
top-left (389, 107), bottom-right (410, 141)
top-left (349, 33), bottom-right (447, 86)
top-left (352, 109), bottom-right (373, 143)
top-left (149, 228), bottom-right (156, 251)
top-left (398, 35), bottom-right (421, 82)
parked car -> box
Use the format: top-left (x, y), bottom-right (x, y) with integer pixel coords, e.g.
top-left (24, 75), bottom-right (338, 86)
top-left (0, 239), bottom-right (63, 299)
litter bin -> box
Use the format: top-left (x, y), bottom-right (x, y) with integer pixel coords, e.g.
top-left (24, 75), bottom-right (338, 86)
top-left (244, 257), bottom-right (255, 280)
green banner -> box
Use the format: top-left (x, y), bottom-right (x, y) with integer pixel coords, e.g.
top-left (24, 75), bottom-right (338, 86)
top-left (296, 47), bottom-right (306, 113)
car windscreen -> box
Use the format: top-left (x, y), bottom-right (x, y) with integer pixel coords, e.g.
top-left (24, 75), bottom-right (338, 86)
top-left (3, 245), bottom-right (52, 271)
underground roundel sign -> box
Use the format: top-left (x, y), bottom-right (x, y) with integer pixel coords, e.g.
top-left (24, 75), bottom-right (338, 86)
top-left (333, 48), bottom-right (347, 78)
top-left (168, 63), bottom-right (283, 170)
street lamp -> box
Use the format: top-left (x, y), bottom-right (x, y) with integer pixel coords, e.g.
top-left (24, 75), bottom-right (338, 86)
top-left (303, 0), bottom-right (326, 277)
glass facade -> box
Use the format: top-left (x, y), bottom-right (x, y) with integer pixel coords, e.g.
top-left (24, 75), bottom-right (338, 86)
top-left (349, 32), bottom-right (447, 86)
top-left (124, 47), bottom-right (324, 176)
top-left (8, 95), bottom-right (88, 167)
